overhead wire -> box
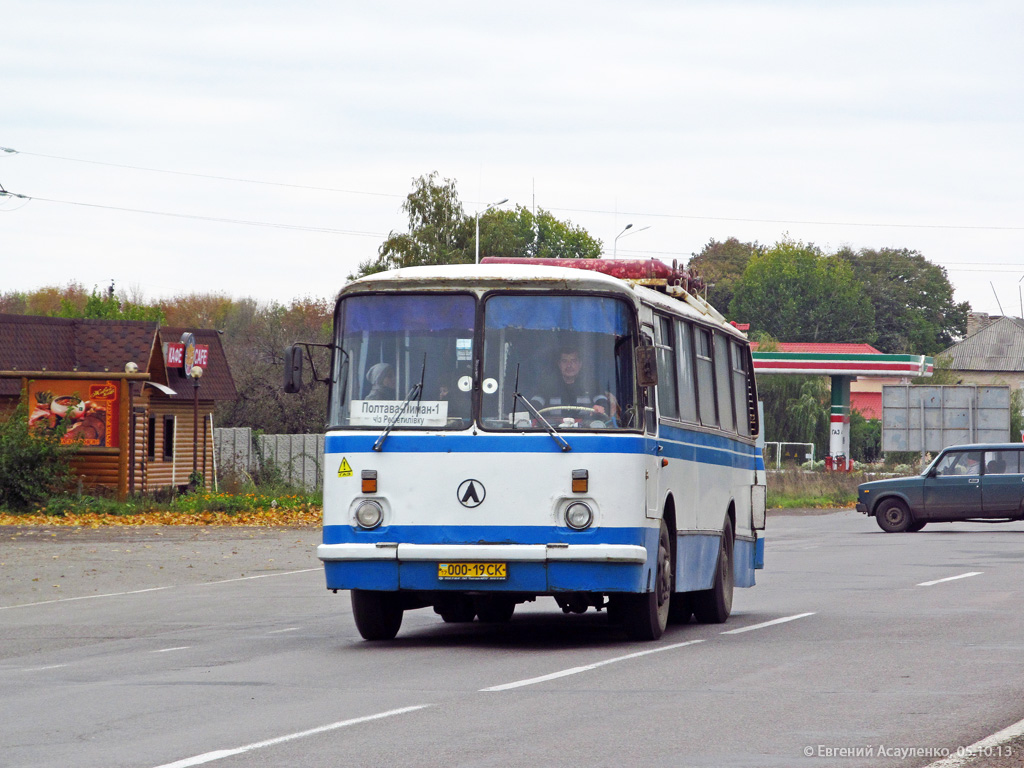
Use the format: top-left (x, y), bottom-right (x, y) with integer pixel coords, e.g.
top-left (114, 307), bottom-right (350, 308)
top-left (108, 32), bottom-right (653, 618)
top-left (4, 144), bottom-right (1023, 233)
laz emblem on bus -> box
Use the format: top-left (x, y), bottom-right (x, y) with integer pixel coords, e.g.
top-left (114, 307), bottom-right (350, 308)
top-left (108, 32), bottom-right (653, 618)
top-left (457, 479), bottom-right (486, 508)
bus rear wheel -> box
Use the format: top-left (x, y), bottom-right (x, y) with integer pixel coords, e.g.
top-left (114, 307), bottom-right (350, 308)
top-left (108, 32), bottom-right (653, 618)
top-left (351, 589), bottom-right (404, 640)
top-left (621, 521), bottom-right (672, 640)
top-left (693, 516), bottom-right (734, 624)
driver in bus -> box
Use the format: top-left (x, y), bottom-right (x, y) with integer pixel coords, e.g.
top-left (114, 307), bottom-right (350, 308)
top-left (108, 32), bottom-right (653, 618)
top-left (531, 346), bottom-right (610, 420)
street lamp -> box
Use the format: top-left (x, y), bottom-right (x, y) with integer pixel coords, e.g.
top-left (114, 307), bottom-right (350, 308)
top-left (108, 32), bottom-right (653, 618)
top-left (190, 365), bottom-right (203, 483)
top-left (475, 198), bottom-right (509, 264)
top-left (613, 224), bottom-right (633, 258)
top-left (613, 224), bottom-right (651, 258)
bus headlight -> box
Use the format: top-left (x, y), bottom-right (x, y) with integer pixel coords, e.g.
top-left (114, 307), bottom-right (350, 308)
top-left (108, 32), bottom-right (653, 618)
top-left (565, 502), bottom-right (594, 530)
top-left (355, 500), bottom-right (384, 529)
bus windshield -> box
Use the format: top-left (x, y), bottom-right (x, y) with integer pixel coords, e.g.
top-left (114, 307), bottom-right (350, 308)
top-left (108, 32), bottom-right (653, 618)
top-left (480, 294), bottom-right (638, 431)
top-left (334, 294), bottom-right (476, 429)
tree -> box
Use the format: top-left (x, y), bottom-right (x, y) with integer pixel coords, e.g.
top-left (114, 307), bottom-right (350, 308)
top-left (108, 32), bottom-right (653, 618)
top-left (730, 238), bottom-right (876, 344)
top-left (56, 282), bottom-right (165, 322)
top-left (354, 172), bottom-right (472, 277)
top-left (687, 237), bottom-right (762, 315)
top-left (756, 375), bottom-right (830, 460)
top-left (353, 173), bottom-right (602, 278)
top-left (836, 247), bottom-right (968, 355)
top-left (485, 206), bottom-right (602, 260)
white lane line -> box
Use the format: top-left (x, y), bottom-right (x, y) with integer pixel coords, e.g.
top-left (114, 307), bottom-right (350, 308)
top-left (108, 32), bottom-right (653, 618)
top-left (19, 664), bottom-right (69, 672)
top-left (720, 612), bottom-right (816, 635)
top-left (0, 568), bottom-right (321, 610)
top-left (481, 639), bottom-right (706, 692)
top-left (267, 627), bottom-right (299, 634)
top-left (151, 705), bottom-right (431, 768)
top-left (924, 714), bottom-right (1024, 768)
top-left (152, 647), bottom-right (191, 653)
top-left (918, 572), bottom-right (983, 587)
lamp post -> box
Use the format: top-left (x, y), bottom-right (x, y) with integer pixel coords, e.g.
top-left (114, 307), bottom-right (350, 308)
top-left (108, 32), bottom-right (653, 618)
top-left (190, 365), bottom-right (203, 483)
top-left (613, 224), bottom-right (632, 258)
top-left (475, 198), bottom-right (508, 264)
top-left (613, 224), bottom-right (651, 258)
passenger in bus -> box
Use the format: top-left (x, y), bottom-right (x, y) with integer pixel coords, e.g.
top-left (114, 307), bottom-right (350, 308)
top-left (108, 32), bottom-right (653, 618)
top-left (531, 347), bottom-right (610, 418)
top-left (365, 363), bottom-right (396, 400)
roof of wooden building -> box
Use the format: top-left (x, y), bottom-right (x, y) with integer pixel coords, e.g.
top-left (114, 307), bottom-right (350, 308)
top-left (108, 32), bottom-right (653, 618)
top-left (0, 314), bottom-right (237, 402)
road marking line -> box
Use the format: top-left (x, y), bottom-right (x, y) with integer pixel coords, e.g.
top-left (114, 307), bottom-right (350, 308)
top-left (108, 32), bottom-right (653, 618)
top-left (0, 568), bottom-right (320, 611)
top-left (19, 664), bottom-right (69, 672)
top-left (481, 639), bottom-right (706, 692)
top-left (151, 705), bottom-right (430, 768)
top-left (152, 647), bottom-right (191, 653)
top-left (267, 627), bottom-right (299, 634)
top-left (720, 612), bottom-right (816, 635)
top-left (924, 714), bottom-right (1024, 768)
top-left (917, 572), bottom-right (983, 587)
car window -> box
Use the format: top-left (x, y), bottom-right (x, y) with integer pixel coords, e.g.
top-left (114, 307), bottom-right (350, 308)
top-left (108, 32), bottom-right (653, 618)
top-left (934, 451), bottom-right (983, 477)
top-left (984, 450), bottom-right (1021, 475)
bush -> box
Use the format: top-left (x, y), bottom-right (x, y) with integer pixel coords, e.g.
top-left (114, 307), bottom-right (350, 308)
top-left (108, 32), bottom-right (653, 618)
top-left (0, 402), bottom-right (78, 511)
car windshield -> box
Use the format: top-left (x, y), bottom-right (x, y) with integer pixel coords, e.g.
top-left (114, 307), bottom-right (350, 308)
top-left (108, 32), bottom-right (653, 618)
top-left (332, 294), bottom-right (476, 429)
top-left (479, 294), bottom-right (637, 431)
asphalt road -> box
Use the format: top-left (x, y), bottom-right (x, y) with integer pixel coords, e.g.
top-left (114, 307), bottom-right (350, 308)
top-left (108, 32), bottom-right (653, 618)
top-left (2, 511), bottom-right (1024, 768)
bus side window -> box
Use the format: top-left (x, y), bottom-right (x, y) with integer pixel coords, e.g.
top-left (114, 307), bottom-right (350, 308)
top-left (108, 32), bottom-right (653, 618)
top-left (731, 340), bottom-right (751, 437)
top-left (695, 327), bottom-right (718, 427)
top-left (713, 332), bottom-right (735, 433)
top-left (655, 315), bottom-right (679, 419)
top-left (676, 320), bottom-right (698, 423)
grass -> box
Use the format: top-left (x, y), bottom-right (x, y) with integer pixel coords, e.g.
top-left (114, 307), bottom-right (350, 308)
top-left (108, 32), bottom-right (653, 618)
top-left (766, 468), bottom-right (864, 509)
top-left (0, 484), bottom-right (323, 527)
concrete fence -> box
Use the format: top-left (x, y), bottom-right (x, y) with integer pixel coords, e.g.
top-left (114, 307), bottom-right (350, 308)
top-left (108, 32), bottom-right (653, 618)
top-left (214, 428), bottom-right (324, 491)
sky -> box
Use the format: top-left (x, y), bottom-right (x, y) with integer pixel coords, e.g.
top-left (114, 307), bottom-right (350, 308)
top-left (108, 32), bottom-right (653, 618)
top-left (2, 1), bottom-right (1022, 317)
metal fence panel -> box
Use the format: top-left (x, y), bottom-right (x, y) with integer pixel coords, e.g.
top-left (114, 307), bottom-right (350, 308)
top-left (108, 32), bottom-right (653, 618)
top-left (214, 429), bottom-right (324, 490)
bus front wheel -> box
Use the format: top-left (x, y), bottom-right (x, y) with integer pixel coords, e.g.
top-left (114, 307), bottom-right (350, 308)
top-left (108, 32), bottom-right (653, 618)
top-left (351, 589), bottom-right (404, 640)
top-left (621, 521), bottom-right (672, 640)
top-left (693, 516), bottom-right (734, 624)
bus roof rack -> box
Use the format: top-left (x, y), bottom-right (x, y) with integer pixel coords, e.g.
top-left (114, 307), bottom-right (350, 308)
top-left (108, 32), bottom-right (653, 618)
top-left (479, 257), bottom-right (726, 325)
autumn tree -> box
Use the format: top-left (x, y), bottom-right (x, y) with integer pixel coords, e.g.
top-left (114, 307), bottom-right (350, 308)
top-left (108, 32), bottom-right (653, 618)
top-left (730, 238), bottom-right (876, 344)
top-left (835, 246), bottom-right (969, 355)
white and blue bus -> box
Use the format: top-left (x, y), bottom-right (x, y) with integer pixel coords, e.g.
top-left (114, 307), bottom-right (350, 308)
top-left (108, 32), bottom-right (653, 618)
top-left (285, 259), bottom-right (765, 641)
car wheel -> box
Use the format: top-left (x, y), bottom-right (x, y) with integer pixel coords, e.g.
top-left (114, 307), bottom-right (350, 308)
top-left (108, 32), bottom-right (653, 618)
top-left (907, 520), bottom-right (927, 532)
top-left (875, 498), bottom-right (913, 533)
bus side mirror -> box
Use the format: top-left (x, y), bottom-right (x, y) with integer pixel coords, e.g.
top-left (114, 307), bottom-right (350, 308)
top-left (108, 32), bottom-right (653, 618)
top-left (284, 345), bottom-right (304, 394)
top-left (635, 346), bottom-right (658, 387)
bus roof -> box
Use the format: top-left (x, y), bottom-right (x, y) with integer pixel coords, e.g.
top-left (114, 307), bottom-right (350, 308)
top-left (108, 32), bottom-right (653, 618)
top-left (342, 264), bottom-right (745, 339)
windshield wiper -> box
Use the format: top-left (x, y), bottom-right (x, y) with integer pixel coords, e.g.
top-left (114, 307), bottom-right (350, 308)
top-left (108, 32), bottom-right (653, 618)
top-left (372, 355), bottom-right (427, 453)
top-left (512, 390), bottom-right (571, 452)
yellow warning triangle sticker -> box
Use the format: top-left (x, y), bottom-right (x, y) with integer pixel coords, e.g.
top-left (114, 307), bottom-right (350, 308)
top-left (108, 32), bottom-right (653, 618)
top-left (338, 457), bottom-right (353, 477)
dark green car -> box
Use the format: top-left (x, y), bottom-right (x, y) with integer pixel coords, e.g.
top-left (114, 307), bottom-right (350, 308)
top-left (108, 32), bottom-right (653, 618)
top-left (857, 443), bottom-right (1024, 532)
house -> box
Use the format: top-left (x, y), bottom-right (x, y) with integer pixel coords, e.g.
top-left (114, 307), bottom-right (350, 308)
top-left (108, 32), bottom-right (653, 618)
top-left (0, 315), bottom-right (237, 497)
top-left (940, 314), bottom-right (1024, 390)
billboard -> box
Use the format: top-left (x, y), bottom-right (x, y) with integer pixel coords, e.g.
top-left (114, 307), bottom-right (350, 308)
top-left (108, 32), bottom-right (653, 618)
top-left (27, 379), bottom-right (120, 448)
top-left (882, 385), bottom-right (1010, 452)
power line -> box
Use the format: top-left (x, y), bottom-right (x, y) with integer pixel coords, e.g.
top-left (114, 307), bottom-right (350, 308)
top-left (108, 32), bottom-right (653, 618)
top-left (6, 192), bottom-right (386, 237)
top-left (547, 206), bottom-right (1024, 232)
top-left (5, 145), bottom-right (1023, 233)
top-left (0, 146), bottom-right (406, 200)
